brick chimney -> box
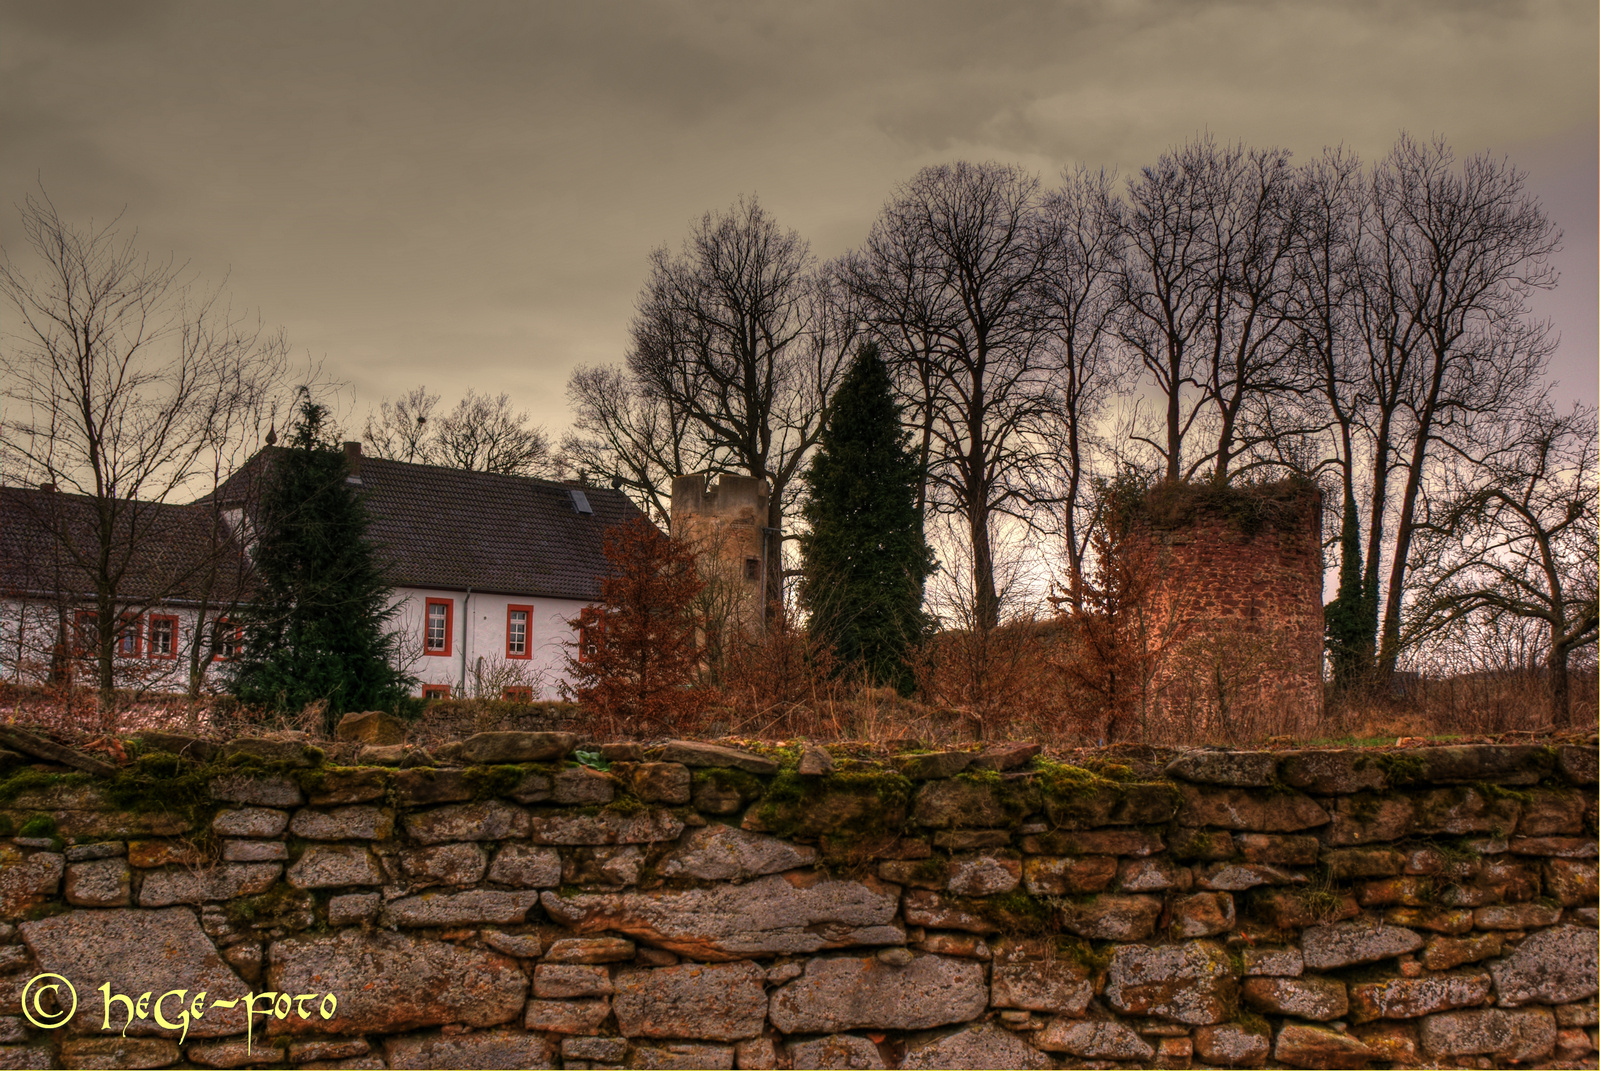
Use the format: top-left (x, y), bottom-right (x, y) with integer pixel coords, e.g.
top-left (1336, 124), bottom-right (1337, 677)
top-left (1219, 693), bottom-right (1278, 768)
top-left (343, 441), bottom-right (363, 484)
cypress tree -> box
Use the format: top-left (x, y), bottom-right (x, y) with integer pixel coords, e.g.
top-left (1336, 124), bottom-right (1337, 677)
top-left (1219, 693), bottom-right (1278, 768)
top-left (227, 398), bottom-right (413, 723)
top-left (800, 343), bottom-right (935, 692)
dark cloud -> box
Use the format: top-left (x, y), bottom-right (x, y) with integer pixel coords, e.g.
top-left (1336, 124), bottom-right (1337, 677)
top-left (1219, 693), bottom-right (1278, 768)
top-left (1, 0), bottom-right (1593, 422)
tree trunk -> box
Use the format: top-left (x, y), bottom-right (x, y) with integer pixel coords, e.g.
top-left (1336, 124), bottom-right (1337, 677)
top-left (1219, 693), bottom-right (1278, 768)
top-left (1547, 641), bottom-right (1570, 729)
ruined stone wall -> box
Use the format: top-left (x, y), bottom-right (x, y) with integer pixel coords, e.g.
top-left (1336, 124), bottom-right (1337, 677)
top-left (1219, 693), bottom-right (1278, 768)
top-left (0, 732), bottom-right (1594, 1070)
top-left (1131, 482), bottom-right (1326, 738)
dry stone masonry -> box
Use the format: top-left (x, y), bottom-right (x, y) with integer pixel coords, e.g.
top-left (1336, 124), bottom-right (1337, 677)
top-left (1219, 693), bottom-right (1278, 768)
top-left (0, 731), bottom-right (1592, 1069)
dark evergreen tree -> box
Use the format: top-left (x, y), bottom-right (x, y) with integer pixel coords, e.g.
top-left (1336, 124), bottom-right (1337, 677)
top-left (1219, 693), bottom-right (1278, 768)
top-left (800, 343), bottom-right (935, 692)
top-left (227, 398), bottom-right (413, 723)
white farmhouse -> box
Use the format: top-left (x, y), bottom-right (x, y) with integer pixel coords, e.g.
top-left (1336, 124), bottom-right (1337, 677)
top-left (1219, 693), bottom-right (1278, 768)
top-left (0, 443), bottom-right (643, 700)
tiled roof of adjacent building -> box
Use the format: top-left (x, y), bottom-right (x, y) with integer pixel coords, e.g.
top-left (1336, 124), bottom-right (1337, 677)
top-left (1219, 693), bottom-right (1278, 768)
top-left (212, 448), bottom-right (646, 601)
top-left (0, 485), bottom-right (251, 605)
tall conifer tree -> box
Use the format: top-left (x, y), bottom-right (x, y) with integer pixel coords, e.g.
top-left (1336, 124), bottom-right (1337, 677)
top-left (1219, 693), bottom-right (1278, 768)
top-left (800, 343), bottom-right (935, 691)
top-left (227, 397), bottom-right (412, 722)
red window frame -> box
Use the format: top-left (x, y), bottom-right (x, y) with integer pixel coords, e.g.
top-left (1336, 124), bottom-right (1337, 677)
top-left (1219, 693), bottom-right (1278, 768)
top-left (506, 604), bottom-right (533, 660)
top-left (73, 611), bottom-right (98, 657)
top-left (421, 684), bottom-right (451, 700)
top-left (211, 617), bottom-right (242, 662)
top-left (424, 598), bottom-right (453, 656)
top-left (576, 606), bottom-right (604, 663)
top-left (116, 613), bottom-right (142, 658)
top-left (147, 614), bottom-right (179, 660)
top-left (502, 686), bottom-right (534, 702)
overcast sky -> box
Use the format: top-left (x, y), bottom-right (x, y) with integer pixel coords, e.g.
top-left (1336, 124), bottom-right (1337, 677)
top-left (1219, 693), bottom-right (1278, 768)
top-left (3, 0), bottom-right (1596, 438)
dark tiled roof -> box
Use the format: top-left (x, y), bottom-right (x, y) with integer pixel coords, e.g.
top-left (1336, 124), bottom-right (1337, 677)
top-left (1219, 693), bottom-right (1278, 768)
top-left (349, 456), bottom-right (644, 600)
top-left (0, 486), bottom-right (250, 605)
top-left (212, 450), bottom-right (645, 601)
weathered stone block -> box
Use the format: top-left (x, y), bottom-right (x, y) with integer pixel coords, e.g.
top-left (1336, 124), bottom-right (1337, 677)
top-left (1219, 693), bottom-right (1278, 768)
top-left (900, 890), bottom-right (999, 935)
top-left (1035, 1020), bottom-right (1154, 1059)
top-left (1057, 893), bottom-right (1162, 940)
top-left (63, 857), bottom-right (129, 907)
top-left (1241, 946), bottom-right (1303, 977)
top-left (1323, 847), bottom-right (1405, 879)
top-left (1278, 750), bottom-right (1388, 794)
top-left (326, 892), bottom-right (379, 925)
top-left (1323, 793), bottom-right (1415, 847)
top-left (562, 1037), bottom-right (629, 1063)
top-left (545, 937), bottom-right (635, 964)
top-left (212, 807), bottom-right (290, 838)
top-left (535, 963), bottom-right (615, 999)
top-left (286, 846), bottom-right (382, 889)
top-left (1422, 932), bottom-right (1503, 971)
top-left (630, 1041), bottom-right (735, 1069)
top-left (1546, 859), bottom-right (1600, 905)
top-left (989, 960), bottom-right (1091, 1015)
top-left (631, 762), bottom-right (692, 804)
top-left (553, 766), bottom-right (617, 805)
top-left (59, 1037), bottom-right (179, 1068)
top-left (1117, 856), bottom-right (1190, 892)
top-left (334, 710), bottom-right (408, 745)
top-left (267, 930), bottom-right (526, 1034)
top-left (767, 954), bottom-right (986, 1033)
top-left (1241, 974), bottom-right (1347, 1020)
top-left (209, 774), bottom-right (304, 807)
top-left (290, 806), bottom-right (393, 841)
top-left (1300, 920), bottom-right (1423, 970)
top-left (529, 808), bottom-right (684, 845)
top-left (383, 889), bottom-right (540, 927)
top-left (658, 824), bottom-right (816, 881)
top-left (1558, 744), bottom-right (1598, 784)
top-left (784, 1032), bottom-right (881, 1069)
top-left (971, 743), bottom-right (1041, 771)
top-left (1171, 891), bottom-right (1235, 937)
top-left (613, 961), bottom-right (767, 1040)
top-left (0, 848), bottom-right (62, 919)
top-left (1194, 861), bottom-right (1301, 890)
top-left (1347, 970), bottom-right (1492, 1022)
top-left (139, 862), bottom-right (281, 904)
top-left (399, 843), bottom-right (486, 885)
top-left (1419, 1006), bottom-right (1557, 1063)
top-left (1235, 832), bottom-right (1320, 865)
top-left (185, 1037), bottom-right (286, 1066)
top-left (901, 1024), bottom-right (1051, 1069)
top-left (384, 1030), bottom-right (556, 1069)
top-left (1192, 1022), bottom-right (1271, 1068)
top-left (1020, 828), bottom-right (1163, 856)
top-left (912, 779), bottom-right (1038, 829)
top-left (542, 874), bottom-right (902, 960)
top-left (1021, 855), bottom-right (1114, 896)
top-left (656, 741), bottom-right (778, 775)
top-left (1041, 779), bottom-right (1179, 828)
top-left (1247, 886), bottom-right (1358, 929)
top-left (1272, 1022), bottom-right (1373, 1068)
top-left (1382, 906), bottom-right (1473, 934)
top-left (486, 843), bottom-right (562, 887)
top-left (523, 998), bottom-right (611, 1034)
top-left (1104, 940), bottom-right (1238, 1025)
top-left (1176, 784), bottom-right (1328, 831)
top-left (1413, 744), bottom-right (1553, 785)
top-left (1491, 925), bottom-right (1599, 1006)
top-left (1475, 901), bottom-right (1561, 930)
top-left (221, 840), bottom-right (288, 863)
top-left (20, 908), bottom-right (250, 1037)
top-left (482, 931), bottom-right (541, 958)
top-left (896, 752), bottom-right (974, 780)
top-left (458, 731), bottom-right (577, 764)
top-left (1410, 785), bottom-right (1522, 835)
top-left (403, 801), bottom-right (530, 843)
top-left (1166, 749), bottom-right (1278, 786)
top-left (392, 768), bottom-right (475, 806)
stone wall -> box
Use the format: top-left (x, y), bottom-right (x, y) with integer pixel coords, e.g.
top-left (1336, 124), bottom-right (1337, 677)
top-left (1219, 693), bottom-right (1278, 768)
top-left (0, 732), bottom-right (1594, 1069)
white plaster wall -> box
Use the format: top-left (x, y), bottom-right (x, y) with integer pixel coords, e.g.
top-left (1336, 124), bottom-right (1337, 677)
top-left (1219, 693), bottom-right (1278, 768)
top-left (0, 598), bottom-right (228, 690)
top-left (390, 588), bottom-right (589, 699)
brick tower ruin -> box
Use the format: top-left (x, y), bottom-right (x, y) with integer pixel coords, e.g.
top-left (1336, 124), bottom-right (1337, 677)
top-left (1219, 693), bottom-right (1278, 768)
top-left (1129, 479), bottom-right (1325, 739)
top-left (671, 472), bottom-right (770, 635)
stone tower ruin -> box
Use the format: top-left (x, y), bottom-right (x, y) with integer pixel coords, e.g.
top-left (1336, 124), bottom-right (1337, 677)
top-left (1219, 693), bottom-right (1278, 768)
top-left (1129, 479), bottom-right (1325, 738)
top-left (671, 471), bottom-right (770, 634)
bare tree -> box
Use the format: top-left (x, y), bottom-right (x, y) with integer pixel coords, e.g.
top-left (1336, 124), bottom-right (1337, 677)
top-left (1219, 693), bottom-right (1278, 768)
top-left (627, 196), bottom-right (848, 620)
top-left (1116, 138), bottom-right (1305, 483)
top-left (1357, 136), bottom-right (1559, 683)
top-left (0, 191), bottom-right (292, 711)
top-left (434, 389), bottom-right (557, 477)
top-left (1406, 403), bottom-right (1597, 723)
top-left (362, 385), bottom-right (440, 464)
top-left (561, 365), bottom-right (720, 526)
top-left (1033, 167), bottom-right (1128, 608)
top-left (852, 162), bottom-right (1054, 631)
